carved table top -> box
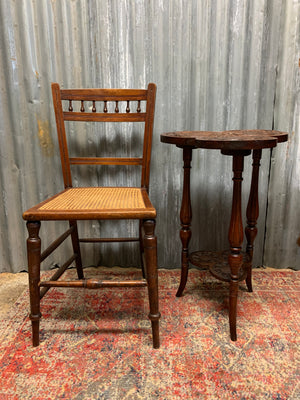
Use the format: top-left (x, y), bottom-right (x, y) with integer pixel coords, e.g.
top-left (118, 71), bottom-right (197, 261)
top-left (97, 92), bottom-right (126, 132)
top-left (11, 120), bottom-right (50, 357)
top-left (160, 129), bottom-right (288, 150)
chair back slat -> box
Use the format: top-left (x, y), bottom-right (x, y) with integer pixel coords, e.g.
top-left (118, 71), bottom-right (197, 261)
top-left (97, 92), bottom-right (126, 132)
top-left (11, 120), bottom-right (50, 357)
top-left (63, 112), bottom-right (146, 122)
top-left (51, 83), bottom-right (156, 190)
top-left (69, 157), bottom-right (143, 166)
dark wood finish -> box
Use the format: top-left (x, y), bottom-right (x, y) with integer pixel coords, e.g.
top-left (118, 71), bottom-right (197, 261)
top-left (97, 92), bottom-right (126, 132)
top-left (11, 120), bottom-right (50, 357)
top-left (23, 83), bottom-right (160, 348)
top-left (228, 154), bottom-right (245, 341)
top-left (40, 279), bottom-right (147, 288)
top-left (139, 220), bottom-right (146, 278)
top-left (161, 129), bottom-right (288, 150)
top-left (63, 112), bottom-right (146, 122)
top-left (160, 129), bottom-right (288, 341)
top-left (60, 88), bottom-right (148, 101)
top-left (52, 83), bottom-right (156, 191)
top-left (69, 220), bottom-right (84, 280)
top-left (40, 226), bottom-right (74, 262)
top-left (79, 237), bottom-right (140, 243)
top-left (40, 254), bottom-right (77, 299)
top-left (245, 149), bottom-right (262, 292)
top-left (142, 84), bottom-right (156, 191)
top-left (69, 157), bottom-right (143, 165)
top-left (26, 221), bottom-right (41, 347)
top-left (176, 147), bottom-right (193, 297)
top-left (142, 219), bottom-right (160, 349)
top-left (189, 250), bottom-right (248, 282)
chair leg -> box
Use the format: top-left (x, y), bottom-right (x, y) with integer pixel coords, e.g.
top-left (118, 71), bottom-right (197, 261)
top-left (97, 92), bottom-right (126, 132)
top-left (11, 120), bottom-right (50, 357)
top-left (143, 219), bottom-right (160, 348)
top-left (26, 221), bottom-right (42, 347)
top-left (69, 220), bottom-right (84, 279)
top-left (139, 220), bottom-right (146, 278)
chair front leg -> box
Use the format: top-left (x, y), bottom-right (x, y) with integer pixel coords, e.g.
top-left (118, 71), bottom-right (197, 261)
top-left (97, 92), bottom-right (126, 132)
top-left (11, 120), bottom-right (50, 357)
top-left (26, 221), bottom-right (42, 347)
top-left (143, 219), bottom-right (160, 349)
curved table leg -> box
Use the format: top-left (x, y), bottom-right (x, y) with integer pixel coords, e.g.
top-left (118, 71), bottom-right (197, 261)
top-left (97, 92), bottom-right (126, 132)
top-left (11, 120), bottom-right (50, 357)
top-left (245, 149), bottom-right (262, 292)
top-left (228, 154), bottom-right (245, 341)
top-left (176, 147), bottom-right (193, 297)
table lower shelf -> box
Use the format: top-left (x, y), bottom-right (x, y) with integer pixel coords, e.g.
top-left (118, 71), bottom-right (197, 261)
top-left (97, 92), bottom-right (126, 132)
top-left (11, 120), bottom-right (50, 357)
top-left (189, 250), bottom-right (250, 282)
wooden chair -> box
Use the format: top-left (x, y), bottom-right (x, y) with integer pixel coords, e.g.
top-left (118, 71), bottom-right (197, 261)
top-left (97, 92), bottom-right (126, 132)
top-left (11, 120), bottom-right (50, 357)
top-left (23, 83), bottom-right (160, 348)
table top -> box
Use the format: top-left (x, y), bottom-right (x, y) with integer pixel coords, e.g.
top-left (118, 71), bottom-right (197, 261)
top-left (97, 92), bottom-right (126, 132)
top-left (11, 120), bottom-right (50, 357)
top-left (160, 130), bottom-right (288, 151)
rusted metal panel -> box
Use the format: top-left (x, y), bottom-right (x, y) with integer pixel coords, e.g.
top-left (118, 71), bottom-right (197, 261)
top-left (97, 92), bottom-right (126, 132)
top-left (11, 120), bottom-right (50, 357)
top-left (0, 0), bottom-right (298, 272)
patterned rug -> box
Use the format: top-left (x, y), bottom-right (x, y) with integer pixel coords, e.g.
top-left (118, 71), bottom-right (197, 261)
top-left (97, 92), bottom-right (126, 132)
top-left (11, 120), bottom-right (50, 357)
top-left (0, 267), bottom-right (299, 399)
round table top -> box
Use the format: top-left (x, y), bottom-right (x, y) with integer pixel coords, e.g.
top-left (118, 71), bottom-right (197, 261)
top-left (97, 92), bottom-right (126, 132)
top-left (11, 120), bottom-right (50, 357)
top-left (160, 130), bottom-right (288, 150)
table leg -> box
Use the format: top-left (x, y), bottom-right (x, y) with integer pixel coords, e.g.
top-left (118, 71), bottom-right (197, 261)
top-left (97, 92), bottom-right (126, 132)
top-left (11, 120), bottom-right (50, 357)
top-left (176, 146), bottom-right (193, 297)
top-left (228, 154), bottom-right (245, 341)
top-left (245, 149), bottom-right (262, 292)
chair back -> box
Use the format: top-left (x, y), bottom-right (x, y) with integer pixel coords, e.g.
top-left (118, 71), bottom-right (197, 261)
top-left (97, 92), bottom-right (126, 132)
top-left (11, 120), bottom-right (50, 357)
top-left (51, 83), bottom-right (156, 191)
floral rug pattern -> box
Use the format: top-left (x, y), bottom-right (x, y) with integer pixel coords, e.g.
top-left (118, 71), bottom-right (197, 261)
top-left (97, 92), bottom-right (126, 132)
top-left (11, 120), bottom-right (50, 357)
top-left (0, 267), bottom-right (299, 399)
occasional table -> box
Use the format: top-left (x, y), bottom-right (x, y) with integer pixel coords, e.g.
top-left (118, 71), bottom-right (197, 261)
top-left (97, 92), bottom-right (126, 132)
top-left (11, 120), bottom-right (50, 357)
top-left (161, 130), bottom-right (288, 340)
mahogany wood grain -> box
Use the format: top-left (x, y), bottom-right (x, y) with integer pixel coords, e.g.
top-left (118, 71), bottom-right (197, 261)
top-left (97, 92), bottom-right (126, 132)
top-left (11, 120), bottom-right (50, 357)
top-left (63, 112), bottom-right (146, 122)
top-left (69, 220), bottom-right (84, 280)
top-left (39, 279), bottom-right (147, 288)
top-left (228, 154), bottom-right (244, 341)
top-left (245, 149), bottom-right (262, 292)
top-left (69, 157), bottom-right (143, 165)
top-left (161, 129), bottom-right (288, 150)
top-left (161, 129), bottom-right (288, 341)
top-left (141, 83), bottom-right (156, 191)
top-left (26, 221), bottom-right (41, 347)
top-left (60, 88), bottom-right (148, 101)
top-left (40, 254), bottom-right (77, 299)
top-left (23, 83), bottom-right (160, 348)
top-left (79, 237), bottom-right (139, 243)
top-left (40, 226), bottom-right (74, 262)
top-left (142, 219), bottom-right (160, 349)
top-left (176, 147), bottom-right (193, 297)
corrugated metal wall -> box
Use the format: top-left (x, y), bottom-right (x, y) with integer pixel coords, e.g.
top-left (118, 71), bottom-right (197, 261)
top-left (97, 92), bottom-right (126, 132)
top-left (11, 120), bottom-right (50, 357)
top-left (0, 0), bottom-right (299, 273)
top-left (264, 0), bottom-right (300, 268)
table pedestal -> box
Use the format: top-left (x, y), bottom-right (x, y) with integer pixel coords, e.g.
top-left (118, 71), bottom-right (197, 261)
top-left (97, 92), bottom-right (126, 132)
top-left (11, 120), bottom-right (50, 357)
top-left (161, 129), bottom-right (287, 340)
top-left (177, 148), bottom-right (262, 341)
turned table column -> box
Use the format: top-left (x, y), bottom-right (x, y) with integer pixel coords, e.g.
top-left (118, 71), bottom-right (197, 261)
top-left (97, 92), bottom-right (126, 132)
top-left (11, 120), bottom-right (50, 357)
top-left (177, 146), bottom-right (193, 297)
top-left (221, 149), bottom-right (251, 340)
top-left (160, 129), bottom-right (288, 341)
top-left (245, 149), bottom-right (262, 292)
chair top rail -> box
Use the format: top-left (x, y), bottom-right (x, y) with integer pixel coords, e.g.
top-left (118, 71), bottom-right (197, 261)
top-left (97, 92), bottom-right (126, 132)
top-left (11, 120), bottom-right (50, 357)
top-left (60, 89), bottom-right (148, 101)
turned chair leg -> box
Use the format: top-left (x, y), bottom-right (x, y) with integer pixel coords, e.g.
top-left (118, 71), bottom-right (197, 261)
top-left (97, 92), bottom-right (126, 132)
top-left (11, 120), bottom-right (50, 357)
top-left (143, 219), bottom-right (160, 348)
top-left (69, 220), bottom-right (84, 279)
top-left (26, 221), bottom-right (42, 347)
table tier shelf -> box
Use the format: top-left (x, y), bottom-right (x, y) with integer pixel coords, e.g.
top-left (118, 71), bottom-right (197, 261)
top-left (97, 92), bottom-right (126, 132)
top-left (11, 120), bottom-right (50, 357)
top-left (189, 250), bottom-right (250, 283)
top-left (161, 128), bottom-right (288, 341)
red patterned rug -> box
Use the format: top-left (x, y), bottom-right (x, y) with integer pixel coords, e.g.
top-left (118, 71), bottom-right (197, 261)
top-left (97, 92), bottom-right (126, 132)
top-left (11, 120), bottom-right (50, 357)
top-left (0, 267), bottom-right (299, 399)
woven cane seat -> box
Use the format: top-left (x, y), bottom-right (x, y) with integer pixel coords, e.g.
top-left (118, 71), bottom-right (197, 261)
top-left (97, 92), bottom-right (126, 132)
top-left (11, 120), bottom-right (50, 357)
top-left (23, 187), bottom-right (156, 220)
top-left (22, 83), bottom-right (160, 349)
